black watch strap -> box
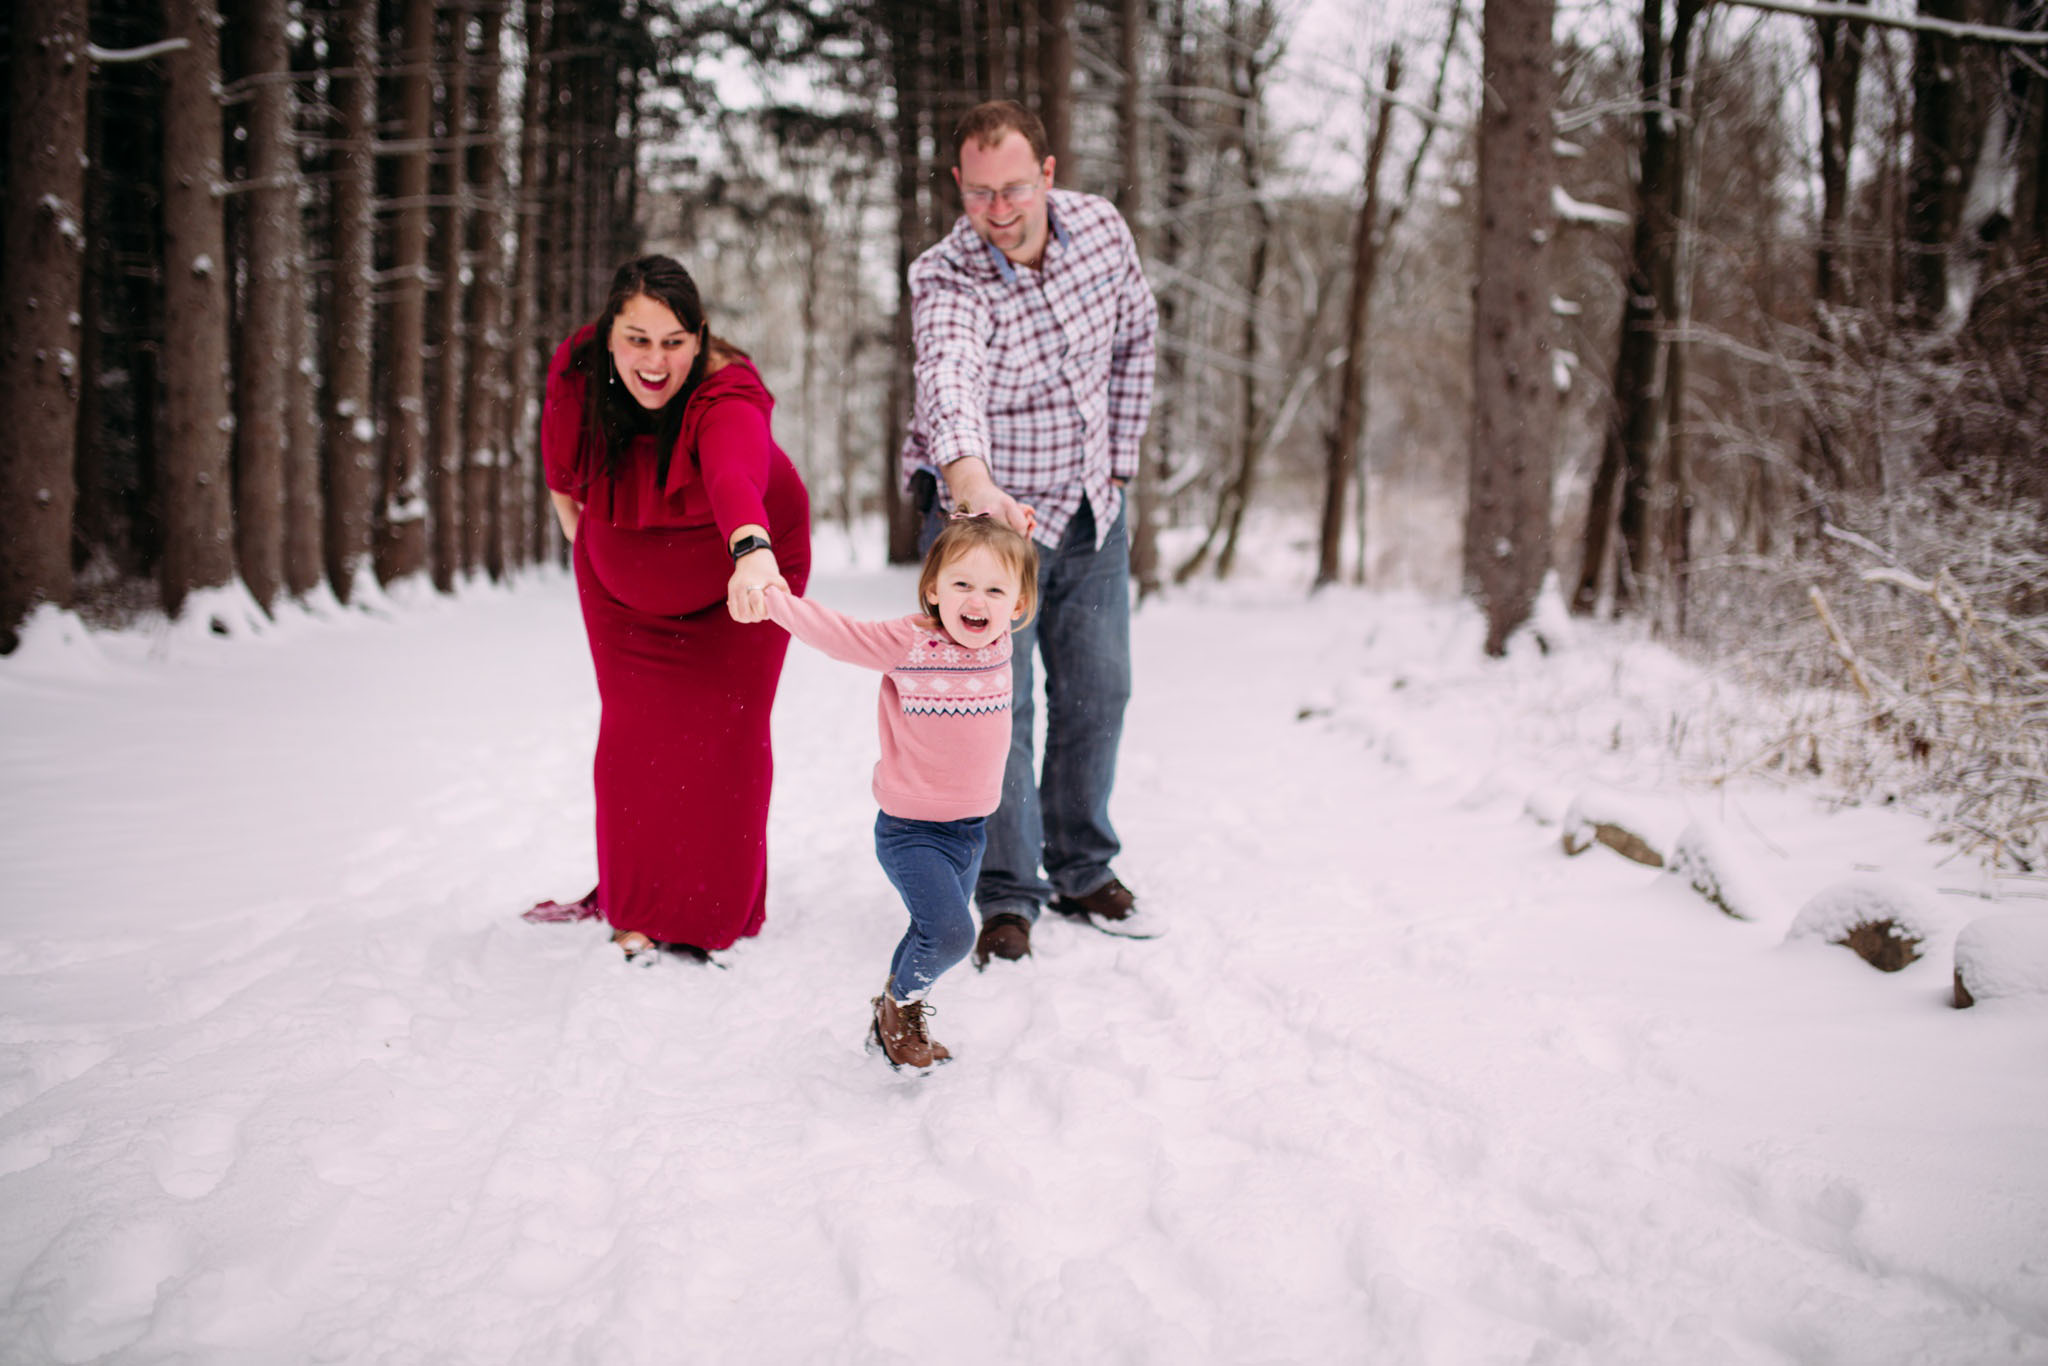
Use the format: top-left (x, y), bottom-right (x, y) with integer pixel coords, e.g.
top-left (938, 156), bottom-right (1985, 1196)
top-left (729, 533), bottom-right (772, 562)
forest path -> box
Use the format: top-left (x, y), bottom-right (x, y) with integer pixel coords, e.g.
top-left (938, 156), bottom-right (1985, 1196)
top-left (1, 567), bottom-right (2042, 1364)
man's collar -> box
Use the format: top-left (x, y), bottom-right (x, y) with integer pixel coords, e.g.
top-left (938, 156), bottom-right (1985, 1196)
top-left (981, 193), bottom-right (1072, 284)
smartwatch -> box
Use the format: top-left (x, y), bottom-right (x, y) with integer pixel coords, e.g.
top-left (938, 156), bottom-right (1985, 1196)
top-left (729, 533), bottom-right (773, 562)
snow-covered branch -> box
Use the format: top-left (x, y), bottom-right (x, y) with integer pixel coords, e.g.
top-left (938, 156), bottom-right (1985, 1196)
top-left (1722, 0), bottom-right (2048, 47)
top-left (87, 39), bottom-right (191, 64)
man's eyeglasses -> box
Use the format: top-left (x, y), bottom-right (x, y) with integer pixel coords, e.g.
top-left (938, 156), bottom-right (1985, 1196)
top-left (961, 180), bottom-right (1043, 210)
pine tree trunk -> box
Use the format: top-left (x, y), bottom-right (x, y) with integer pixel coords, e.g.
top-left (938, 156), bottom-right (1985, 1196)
top-left (378, 0), bottom-right (435, 586)
top-left (885, 0), bottom-right (928, 565)
top-left (465, 3), bottom-right (509, 580)
top-left (324, 0), bottom-right (379, 602)
top-left (1465, 0), bottom-right (1559, 656)
top-left (430, 3), bottom-right (473, 590)
top-left (0, 0), bottom-right (90, 645)
top-left (160, 0), bottom-right (238, 618)
top-left (506, 0), bottom-right (551, 571)
top-left (1039, 0), bottom-right (1074, 167)
top-left (232, 0), bottom-right (296, 612)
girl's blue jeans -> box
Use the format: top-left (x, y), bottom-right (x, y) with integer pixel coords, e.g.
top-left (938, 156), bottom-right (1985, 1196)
top-left (874, 811), bottom-right (987, 1000)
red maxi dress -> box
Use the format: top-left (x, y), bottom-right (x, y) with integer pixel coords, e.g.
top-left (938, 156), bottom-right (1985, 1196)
top-left (542, 328), bottom-right (812, 950)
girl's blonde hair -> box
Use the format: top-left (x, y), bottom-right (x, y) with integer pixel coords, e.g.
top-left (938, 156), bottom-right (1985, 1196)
top-left (917, 516), bottom-right (1040, 631)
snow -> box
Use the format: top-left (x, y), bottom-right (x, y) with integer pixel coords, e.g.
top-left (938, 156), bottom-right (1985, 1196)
top-left (3, 531), bottom-right (2046, 1363)
top-left (1955, 915), bottom-right (2048, 1005)
top-left (1552, 186), bottom-right (1632, 228)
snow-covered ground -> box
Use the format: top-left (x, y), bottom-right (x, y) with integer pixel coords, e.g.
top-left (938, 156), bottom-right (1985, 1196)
top-left (3, 530), bottom-right (2045, 1364)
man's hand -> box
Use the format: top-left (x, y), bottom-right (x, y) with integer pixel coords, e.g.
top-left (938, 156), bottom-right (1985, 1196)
top-left (943, 458), bottom-right (1037, 538)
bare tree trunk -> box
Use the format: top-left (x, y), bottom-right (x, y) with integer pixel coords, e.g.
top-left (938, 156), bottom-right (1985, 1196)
top-left (160, 0), bottom-right (238, 618)
top-left (466, 2), bottom-right (509, 580)
top-left (1466, 0), bottom-right (1559, 656)
top-left (431, 3), bottom-right (473, 590)
top-left (378, 0), bottom-right (435, 586)
top-left (1117, 0), bottom-right (1158, 593)
top-left (1660, 3), bottom-right (1701, 638)
top-left (1575, 0), bottom-right (1701, 618)
top-left (1815, 0), bottom-right (1870, 309)
top-left (325, 0), bottom-right (379, 602)
top-left (1316, 49), bottom-right (1403, 591)
top-left (1904, 0), bottom-right (1997, 326)
top-left (1039, 0), bottom-right (1075, 167)
top-left (1214, 0), bottom-right (1280, 581)
top-left (1611, 0), bottom-right (1677, 617)
top-left (0, 0), bottom-right (90, 644)
top-left (232, 0), bottom-right (296, 612)
top-left (1135, 0), bottom-right (1193, 600)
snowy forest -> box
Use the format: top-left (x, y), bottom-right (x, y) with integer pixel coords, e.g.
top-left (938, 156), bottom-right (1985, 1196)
top-left (1, 0), bottom-right (2045, 872)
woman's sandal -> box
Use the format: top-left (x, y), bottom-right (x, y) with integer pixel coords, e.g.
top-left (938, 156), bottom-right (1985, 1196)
top-left (613, 930), bottom-right (722, 968)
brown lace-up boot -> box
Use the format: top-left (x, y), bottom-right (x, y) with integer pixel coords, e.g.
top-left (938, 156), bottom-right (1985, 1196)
top-left (870, 990), bottom-right (952, 1070)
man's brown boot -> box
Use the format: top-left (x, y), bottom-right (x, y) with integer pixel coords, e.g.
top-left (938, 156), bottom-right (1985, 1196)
top-left (973, 911), bottom-right (1032, 968)
top-left (870, 991), bottom-right (952, 1070)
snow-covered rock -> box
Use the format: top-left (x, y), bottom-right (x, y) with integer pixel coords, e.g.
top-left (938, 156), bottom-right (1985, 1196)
top-left (1668, 819), bottom-right (1774, 922)
top-left (1786, 875), bottom-right (1951, 972)
top-left (1560, 786), bottom-right (1677, 867)
top-left (1953, 913), bottom-right (2048, 1007)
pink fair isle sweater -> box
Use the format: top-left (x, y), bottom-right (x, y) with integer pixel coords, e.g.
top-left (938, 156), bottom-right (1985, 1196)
top-left (764, 587), bottom-right (1013, 822)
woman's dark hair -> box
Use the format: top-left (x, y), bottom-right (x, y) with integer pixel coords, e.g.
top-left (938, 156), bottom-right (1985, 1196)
top-left (568, 254), bottom-right (744, 484)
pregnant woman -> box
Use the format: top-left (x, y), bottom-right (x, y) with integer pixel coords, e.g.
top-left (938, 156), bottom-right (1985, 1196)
top-left (526, 254), bottom-right (812, 962)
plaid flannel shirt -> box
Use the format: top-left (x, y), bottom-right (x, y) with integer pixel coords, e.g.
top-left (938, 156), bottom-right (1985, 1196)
top-left (902, 188), bottom-right (1158, 549)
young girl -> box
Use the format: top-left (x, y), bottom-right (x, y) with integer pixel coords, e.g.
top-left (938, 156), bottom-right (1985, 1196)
top-left (747, 516), bottom-right (1038, 1070)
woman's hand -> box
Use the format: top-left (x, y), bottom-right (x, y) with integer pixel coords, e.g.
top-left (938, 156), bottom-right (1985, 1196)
top-left (726, 537), bottom-right (786, 623)
top-left (550, 491), bottom-right (583, 544)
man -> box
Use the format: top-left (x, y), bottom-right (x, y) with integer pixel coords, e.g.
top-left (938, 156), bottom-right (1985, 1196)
top-left (902, 100), bottom-right (1160, 965)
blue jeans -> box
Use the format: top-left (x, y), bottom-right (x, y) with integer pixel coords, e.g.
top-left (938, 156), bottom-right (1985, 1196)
top-left (927, 499), bottom-right (1132, 922)
top-left (874, 812), bottom-right (986, 999)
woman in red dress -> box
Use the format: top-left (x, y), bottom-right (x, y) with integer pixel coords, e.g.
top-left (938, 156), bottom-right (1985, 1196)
top-left (530, 255), bottom-right (811, 960)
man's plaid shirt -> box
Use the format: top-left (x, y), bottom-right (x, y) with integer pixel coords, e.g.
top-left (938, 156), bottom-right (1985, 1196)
top-left (902, 188), bottom-right (1158, 549)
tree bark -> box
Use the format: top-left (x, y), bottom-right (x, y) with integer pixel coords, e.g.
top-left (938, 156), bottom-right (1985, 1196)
top-left (431, 3), bottom-right (473, 590)
top-left (1466, 0), bottom-right (1560, 656)
top-left (1134, 0), bottom-right (1195, 599)
top-left (378, 0), bottom-right (435, 586)
top-left (324, 0), bottom-right (379, 602)
top-left (507, 0), bottom-right (551, 571)
top-left (159, 0), bottom-right (238, 618)
top-left (1904, 0), bottom-right (1997, 325)
top-left (1316, 50), bottom-right (1403, 591)
top-left (885, 0), bottom-right (930, 565)
top-left (0, 0), bottom-right (90, 644)
top-left (1815, 0), bottom-right (1869, 309)
top-left (465, 2), bottom-right (509, 579)
top-left (1213, 0), bottom-right (1279, 581)
top-left (232, 0), bottom-right (297, 612)
top-left (1039, 0), bottom-right (1075, 167)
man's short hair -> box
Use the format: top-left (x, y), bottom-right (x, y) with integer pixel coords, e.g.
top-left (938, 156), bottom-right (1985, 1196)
top-left (954, 100), bottom-right (1050, 165)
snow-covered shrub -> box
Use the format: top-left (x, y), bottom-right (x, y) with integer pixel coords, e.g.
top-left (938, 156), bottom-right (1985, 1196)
top-left (1685, 476), bottom-right (2047, 875)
